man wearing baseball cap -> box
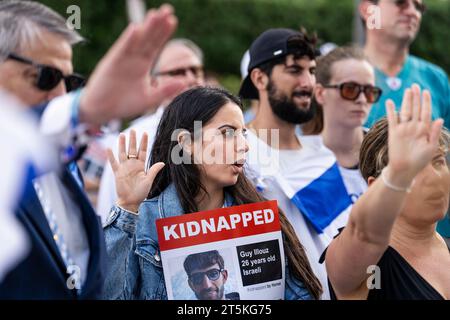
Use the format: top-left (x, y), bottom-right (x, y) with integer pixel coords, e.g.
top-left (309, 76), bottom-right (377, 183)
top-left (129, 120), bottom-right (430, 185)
top-left (242, 28), bottom-right (357, 299)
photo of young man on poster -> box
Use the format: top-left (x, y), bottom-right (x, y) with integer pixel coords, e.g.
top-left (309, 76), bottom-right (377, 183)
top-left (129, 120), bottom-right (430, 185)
top-left (184, 250), bottom-right (240, 300)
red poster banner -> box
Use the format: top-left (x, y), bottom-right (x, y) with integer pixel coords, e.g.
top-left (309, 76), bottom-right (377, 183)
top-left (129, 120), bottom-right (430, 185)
top-left (156, 200), bottom-right (280, 251)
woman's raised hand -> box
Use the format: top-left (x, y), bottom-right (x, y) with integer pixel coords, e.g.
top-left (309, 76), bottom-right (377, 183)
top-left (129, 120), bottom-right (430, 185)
top-left (385, 84), bottom-right (443, 188)
top-left (107, 130), bottom-right (165, 213)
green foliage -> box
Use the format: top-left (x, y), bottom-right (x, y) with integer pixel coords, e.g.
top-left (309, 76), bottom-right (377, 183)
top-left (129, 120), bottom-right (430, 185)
top-left (38, 0), bottom-right (449, 94)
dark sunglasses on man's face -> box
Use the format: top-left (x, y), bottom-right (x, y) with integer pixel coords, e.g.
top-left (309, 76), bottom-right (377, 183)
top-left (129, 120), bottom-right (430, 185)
top-left (189, 268), bottom-right (224, 286)
top-left (7, 53), bottom-right (85, 92)
top-left (323, 82), bottom-right (383, 103)
top-left (392, 0), bottom-right (426, 14)
top-left (156, 66), bottom-right (204, 78)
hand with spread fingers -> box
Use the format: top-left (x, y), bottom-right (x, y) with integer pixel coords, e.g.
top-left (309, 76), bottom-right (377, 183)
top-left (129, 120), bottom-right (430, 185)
top-left (79, 4), bottom-right (186, 125)
top-left (385, 84), bottom-right (444, 189)
top-left (107, 130), bottom-right (165, 213)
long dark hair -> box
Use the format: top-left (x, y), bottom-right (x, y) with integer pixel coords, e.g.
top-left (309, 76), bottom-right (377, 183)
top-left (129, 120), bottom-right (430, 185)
top-left (149, 86), bottom-right (322, 299)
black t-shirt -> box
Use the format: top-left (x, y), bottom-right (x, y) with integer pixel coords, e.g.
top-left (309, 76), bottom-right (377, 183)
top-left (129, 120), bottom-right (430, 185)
top-left (320, 229), bottom-right (450, 300)
top-left (361, 246), bottom-right (447, 300)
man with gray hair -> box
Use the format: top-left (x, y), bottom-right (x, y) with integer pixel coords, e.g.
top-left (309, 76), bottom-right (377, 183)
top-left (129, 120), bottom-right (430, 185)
top-left (0, 0), bottom-right (85, 106)
top-left (96, 37), bottom-right (205, 222)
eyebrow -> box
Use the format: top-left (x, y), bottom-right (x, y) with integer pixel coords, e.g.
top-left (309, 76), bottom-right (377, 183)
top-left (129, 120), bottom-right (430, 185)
top-left (284, 64), bottom-right (303, 69)
top-left (284, 64), bottom-right (316, 70)
top-left (218, 124), bottom-right (238, 130)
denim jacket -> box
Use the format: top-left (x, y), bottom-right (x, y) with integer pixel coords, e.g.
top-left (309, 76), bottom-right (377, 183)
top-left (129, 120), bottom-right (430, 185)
top-left (103, 184), bottom-right (314, 300)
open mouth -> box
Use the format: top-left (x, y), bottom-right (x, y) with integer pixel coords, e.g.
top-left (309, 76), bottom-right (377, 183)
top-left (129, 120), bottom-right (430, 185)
top-left (233, 158), bottom-right (246, 166)
top-left (292, 91), bottom-right (312, 106)
top-left (232, 159), bottom-right (245, 172)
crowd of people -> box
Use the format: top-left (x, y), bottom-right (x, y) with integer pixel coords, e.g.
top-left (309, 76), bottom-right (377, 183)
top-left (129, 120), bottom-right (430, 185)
top-left (0, 0), bottom-right (448, 300)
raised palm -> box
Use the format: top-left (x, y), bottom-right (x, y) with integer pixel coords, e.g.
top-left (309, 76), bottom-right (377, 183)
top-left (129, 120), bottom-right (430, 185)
top-left (79, 5), bottom-right (185, 125)
top-left (107, 130), bottom-right (164, 213)
top-left (386, 84), bottom-right (443, 182)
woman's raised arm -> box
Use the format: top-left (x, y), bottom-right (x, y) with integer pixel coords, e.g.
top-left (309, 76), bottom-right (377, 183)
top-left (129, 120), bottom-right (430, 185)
top-left (325, 84), bottom-right (443, 298)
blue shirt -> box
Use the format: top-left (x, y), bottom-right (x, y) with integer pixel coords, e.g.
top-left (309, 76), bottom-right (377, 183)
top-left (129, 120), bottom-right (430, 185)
top-left (437, 215), bottom-right (450, 238)
top-left (364, 55), bottom-right (450, 129)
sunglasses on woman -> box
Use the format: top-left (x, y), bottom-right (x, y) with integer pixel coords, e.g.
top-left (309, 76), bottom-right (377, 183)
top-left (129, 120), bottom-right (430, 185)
top-left (7, 53), bottom-right (86, 92)
top-left (323, 82), bottom-right (383, 103)
top-left (188, 268), bottom-right (224, 286)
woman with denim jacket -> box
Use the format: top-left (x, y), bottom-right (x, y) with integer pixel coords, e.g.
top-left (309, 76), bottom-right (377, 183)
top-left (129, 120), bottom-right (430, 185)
top-left (103, 87), bottom-right (322, 300)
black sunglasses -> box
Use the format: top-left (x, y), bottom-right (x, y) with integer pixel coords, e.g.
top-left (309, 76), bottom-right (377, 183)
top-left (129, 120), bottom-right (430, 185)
top-left (392, 0), bottom-right (426, 14)
top-left (323, 82), bottom-right (383, 103)
top-left (7, 53), bottom-right (85, 92)
top-left (189, 268), bottom-right (224, 286)
top-left (156, 65), bottom-right (204, 78)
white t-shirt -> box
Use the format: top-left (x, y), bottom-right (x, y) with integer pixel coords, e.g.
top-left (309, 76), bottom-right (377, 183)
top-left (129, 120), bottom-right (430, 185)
top-left (96, 106), bottom-right (165, 223)
top-left (245, 132), bottom-right (360, 300)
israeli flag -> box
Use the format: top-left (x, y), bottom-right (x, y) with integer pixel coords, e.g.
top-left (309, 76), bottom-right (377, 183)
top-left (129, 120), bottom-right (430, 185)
top-left (275, 150), bottom-right (352, 234)
top-left (247, 133), bottom-right (352, 234)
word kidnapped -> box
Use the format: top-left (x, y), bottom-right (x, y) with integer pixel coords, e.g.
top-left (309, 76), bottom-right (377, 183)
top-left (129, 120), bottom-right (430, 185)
top-left (163, 208), bottom-right (275, 240)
